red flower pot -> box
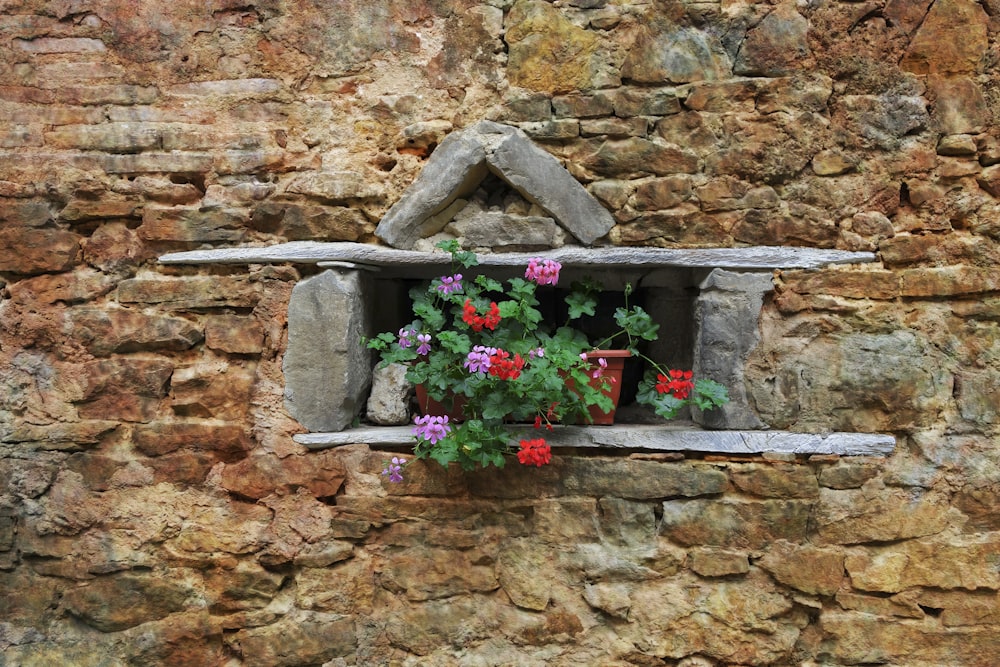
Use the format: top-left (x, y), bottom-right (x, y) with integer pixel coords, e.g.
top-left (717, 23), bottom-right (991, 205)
top-left (581, 349), bottom-right (630, 425)
top-left (414, 384), bottom-right (468, 421)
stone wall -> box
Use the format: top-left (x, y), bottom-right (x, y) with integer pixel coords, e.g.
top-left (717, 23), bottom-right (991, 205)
top-left (1, 0), bottom-right (999, 665)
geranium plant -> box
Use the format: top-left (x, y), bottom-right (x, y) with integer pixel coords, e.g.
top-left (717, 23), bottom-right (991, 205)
top-left (367, 240), bottom-right (729, 477)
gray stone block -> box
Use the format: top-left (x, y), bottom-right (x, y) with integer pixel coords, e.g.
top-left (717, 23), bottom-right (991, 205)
top-left (366, 362), bottom-right (412, 426)
top-left (375, 131), bottom-right (488, 249)
top-left (486, 124), bottom-right (615, 245)
top-left (283, 269), bottom-right (372, 432)
top-left (692, 269), bottom-right (773, 430)
top-left (375, 120), bottom-right (615, 250)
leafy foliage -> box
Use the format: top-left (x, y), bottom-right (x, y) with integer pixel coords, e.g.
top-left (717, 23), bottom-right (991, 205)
top-left (368, 242), bottom-right (729, 472)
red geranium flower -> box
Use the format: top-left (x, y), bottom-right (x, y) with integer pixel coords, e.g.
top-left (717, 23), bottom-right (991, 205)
top-left (517, 438), bottom-right (551, 466)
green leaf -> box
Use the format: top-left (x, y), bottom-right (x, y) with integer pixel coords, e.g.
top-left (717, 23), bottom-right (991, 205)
top-left (614, 306), bottom-right (659, 342)
top-left (566, 291), bottom-right (597, 319)
top-left (692, 379), bottom-right (729, 410)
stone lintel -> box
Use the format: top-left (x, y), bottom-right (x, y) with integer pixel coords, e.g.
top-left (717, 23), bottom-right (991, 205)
top-left (160, 241), bottom-right (878, 272)
top-left (293, 425), bottom-right (896, 456)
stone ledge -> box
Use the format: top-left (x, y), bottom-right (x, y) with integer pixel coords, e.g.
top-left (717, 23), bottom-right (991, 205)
top-left (294, 425), bottom-right (896, 456)
top-left (160, 241), bottom-right (877, 271)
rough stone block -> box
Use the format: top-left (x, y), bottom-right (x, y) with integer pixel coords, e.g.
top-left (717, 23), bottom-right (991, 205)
top-left (659, 498), bottom-right (813, 549)
top-left (692, 269), bottom-right (772, 429)
top-left (505, 0), bottom-right (601, 94)
top-left (366, 362), bottom-right (412, 425)
top-left (816, 487), bottom-right (951, 545)
top-left (283, 269), bottom-right (372, 432)
top-left (487, 125), bottom-right (615, 243)
top-left (560, 458), bottom-right (728, 499)
top-left (570, 136), bottom-right (700, 177)
top-left (251, 201), bottom-right (371, 241)
top-left (376, 121), bottom-right (614, 249)
top-left (58, 197), bottom-right (140, 222)
top-left (117, 275), bottom-right (260, 309)
top-left (62, 572), bottom-right (193, 632)
top-left (230, 612), bottom-right (357, 667)
top-left (220, 451), bottom-right (345, 499)
top-left (69, 307), bottom-right (203, 355)
top-left (133, 421), bottom-right (252, 459)
top-left (100, 152), bottom-right (214, 174)
top-left (689, 548), bottom-right (750, 577)
top-left (845, 534), bottom-right (1000, 593)
top-left (900, 0), bottom-right (989, 75)
top-left (758, 540), bottom-right (844, 595)
top-left (552, 91), bottom-right (614, 118)
top-left (448, 211), bottom-right (565, 249)
top-left (733, 4), bottom-right (810, 76)
top-left (632, 175), bottom-right (693, 210)
top-left (13, 37), bottom-right (106, 53)
top-left (729, 463), bottom-right (819, 499)
top-left (205, 315), bottom-right (265, 354)
top-left (0, 125), bottom-right (43, 147)
top-left (516, 119), bottom-right (580, 140)
top-left (580, 117), bottom-right (648, 138)
top-left (166, 78), bottom-right (284, 98)
top-left (375, 128), bottom-right (488, 248)
top-left (778, 268), bottom-right (899, 299)
top-left (7, 269), bottom-right (114, 305)
top-left (0, 226), bottom-right (80, 275)
top-left (624, 25), bottom-right (731, 83)
top-left (900, 266), bottom-right (1000, 297)
top-left (170, 360), bottom-right (257, 420)
top-left (63, 85), bottom-right (159, 105)
top-left (285, 171), bottom-right (380, 202)
top-left (44, 123), bottom-right (161, 152)
top-left (612, 87), bottom-right (682, 117)
top-left (139, 206), bottom-right (248, 243)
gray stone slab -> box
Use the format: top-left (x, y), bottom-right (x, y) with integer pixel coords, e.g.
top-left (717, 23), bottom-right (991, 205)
top-left (692, 269), bottom-right (773, 429)
top-left (293, 424), bottom-right (896, 456)
top-left (484, 122), bottom-right (615, 244)
top-left (374, 120), bottom-right (614, 248)
top-left (374, 130), bottom-right (489, 249)
top-left (283, 269), bottom-right (372, 431)
top-left (161, 241), bottom-right (878, 271)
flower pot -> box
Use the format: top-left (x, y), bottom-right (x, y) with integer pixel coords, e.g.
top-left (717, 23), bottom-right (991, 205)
top-left (582, 349), bottom-right (630, 425)
top-left (414, 384), bottom-right (468, 421)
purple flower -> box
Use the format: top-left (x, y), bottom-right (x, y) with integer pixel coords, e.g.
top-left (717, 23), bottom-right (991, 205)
top-left (398, 328), bottom-right (415, 349)
top-left (436, 273), bottom-right (464, 295)
top-left (416, 333), bottom-right (432, 356)
top-left (591, 356), bottom-right (608, 379)
top-left (464, 345), bottom-right (497, 373)
top-left (413, 414), bottom-right (451, 445)
top-left (381, 456), bottom-right (406, 483)
top-left (525, 258), bottom-right (562, 286)
top-left (528, 347), bottom-right (545, 359)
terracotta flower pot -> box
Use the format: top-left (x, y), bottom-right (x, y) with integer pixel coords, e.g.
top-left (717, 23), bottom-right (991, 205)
top-left (581, 349), bottom-right (630, 425)
top-left (414, 384), bottom-right (468, 420)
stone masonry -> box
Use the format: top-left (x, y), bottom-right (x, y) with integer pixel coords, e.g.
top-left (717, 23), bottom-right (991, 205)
top-left (2, 1), bottom-right (1000, 665)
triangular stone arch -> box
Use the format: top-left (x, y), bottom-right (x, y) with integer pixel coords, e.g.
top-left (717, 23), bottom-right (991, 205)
top-left (375, 120), bottom-right (615, 249)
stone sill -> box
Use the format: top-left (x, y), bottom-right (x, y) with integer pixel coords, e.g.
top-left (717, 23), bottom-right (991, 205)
top-left (159, 241), bottom-right (877, 272)
top-left (294, 424), bottom-right (896, 457)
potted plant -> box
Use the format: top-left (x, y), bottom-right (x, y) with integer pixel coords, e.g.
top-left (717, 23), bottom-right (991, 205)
top-left (366, 241), bottom-right (729, 476)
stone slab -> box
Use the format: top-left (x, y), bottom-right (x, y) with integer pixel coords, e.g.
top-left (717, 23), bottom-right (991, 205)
top-left (293, 425), bottom-right (896, 456)
top-left (484, 121), bottom-right (615, 244)
top-left (161, 240), bottom-right (877, 271)
top-left (283, 269), bottom-right (372, 432)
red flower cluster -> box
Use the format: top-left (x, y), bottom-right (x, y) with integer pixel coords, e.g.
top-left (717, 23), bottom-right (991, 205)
top-left (462, 299), bottom-right (501, 332)
top-left (656, 369), bottom-right (695, 399)
top-left (488, 349), bottom-right (525, 380)
top-left (517, 438), bottom-right (551, 466)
